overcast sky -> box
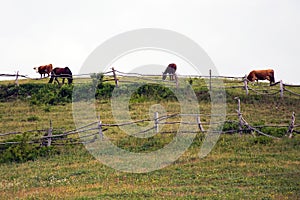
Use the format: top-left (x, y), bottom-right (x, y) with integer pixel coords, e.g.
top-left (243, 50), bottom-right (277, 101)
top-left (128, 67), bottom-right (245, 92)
top-left (0, 0), bottom-right (299, 83)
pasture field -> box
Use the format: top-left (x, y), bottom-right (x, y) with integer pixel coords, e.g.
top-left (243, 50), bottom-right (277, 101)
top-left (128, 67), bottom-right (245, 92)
top-left (0, 77), bottom-right (300, 199)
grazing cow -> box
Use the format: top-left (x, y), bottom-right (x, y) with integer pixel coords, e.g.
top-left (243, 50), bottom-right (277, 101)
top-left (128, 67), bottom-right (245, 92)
top-left (48, 67), bottom-right (73, 85)
top-left (162, 63), bottom-right (177, 80)
top-left (33, 64), bottom-right (53, 78)
top-left (247, 69), bottom-right (275, 85)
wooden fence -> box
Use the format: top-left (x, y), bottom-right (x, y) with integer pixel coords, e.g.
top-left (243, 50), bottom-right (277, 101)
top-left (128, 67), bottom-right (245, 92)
top-left (0, 99), bottom-right (297, 148)
top-left (2, 68), bottom-right (300, 98)
top-left (0, 68), bottom-right (299, 148)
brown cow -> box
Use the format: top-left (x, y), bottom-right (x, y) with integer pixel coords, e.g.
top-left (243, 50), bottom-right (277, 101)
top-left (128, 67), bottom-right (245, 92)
top-left (247, 69), bottom-right (275, 85)
top-left (162, 63), bottom-right (177, 80)
top-left (33, 64), bottom-right (53, 78)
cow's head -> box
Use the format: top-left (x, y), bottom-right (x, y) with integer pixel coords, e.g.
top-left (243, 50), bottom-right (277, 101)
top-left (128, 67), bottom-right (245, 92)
top-left (33, 67), bottom-right (39, 73)
top-left (246, 71), bottom-right (256, 82)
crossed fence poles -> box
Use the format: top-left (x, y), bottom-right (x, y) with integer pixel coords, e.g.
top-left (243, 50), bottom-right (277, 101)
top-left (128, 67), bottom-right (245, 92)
top-left (0, 98), bottom-right (297, 148)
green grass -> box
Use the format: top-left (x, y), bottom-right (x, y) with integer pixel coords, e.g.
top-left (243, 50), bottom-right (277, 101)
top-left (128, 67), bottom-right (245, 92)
top-left (0, 135), bottom-right (299, 199)
top-left (0, 77), bottom-right (300, 199)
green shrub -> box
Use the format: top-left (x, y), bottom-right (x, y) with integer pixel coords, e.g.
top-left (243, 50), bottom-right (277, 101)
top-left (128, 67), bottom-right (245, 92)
top-left (132, 84), bottom-right (177, 102)
top-left (0, 83), bottom-right (46, 101)
top-left (90, 73), bottom-right (104, 85)
top-left (249, 136), bottom-right (274, 145)
top-left (261, 127), bottom-right (288, 137)
top-left (0, 133), bottom-right (56, 163)
top-left (96, 83), bottom-right (115, 99)
top-left (30, 84), bottom-right (73, 105)
top-left (222, 121), bottom-right (239, 132)
top-left (27, 115), bottom-right (39, 122)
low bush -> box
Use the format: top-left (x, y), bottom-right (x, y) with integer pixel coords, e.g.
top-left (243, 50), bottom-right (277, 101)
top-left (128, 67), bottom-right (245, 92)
top-left (222, 121), bottom-right (239, 132)
top-left (0, 133), bottom-right (57, 163)
top-left (249, 136), bottom-right (274, 145)
top-left (260, 127), bottom-right (288, 137)
top-left (0, 83), bottom-right (45, 101)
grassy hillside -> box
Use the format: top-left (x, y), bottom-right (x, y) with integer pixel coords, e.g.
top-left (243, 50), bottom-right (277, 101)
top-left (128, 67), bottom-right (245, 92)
top-left (0, 77), bottom-right (299, 199)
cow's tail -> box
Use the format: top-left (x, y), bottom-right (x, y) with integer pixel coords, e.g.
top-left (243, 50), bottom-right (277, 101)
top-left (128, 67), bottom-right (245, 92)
top-left (270, 70), bottom-right (275, 83)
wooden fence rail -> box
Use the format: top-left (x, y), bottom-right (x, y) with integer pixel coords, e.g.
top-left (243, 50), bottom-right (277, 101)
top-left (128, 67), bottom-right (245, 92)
top-left (0, 99), bottom-right (298, 148)
top-left (2, 69), bottom-right (300, 98)
top-left (0, 69), bottom-right (299, 148)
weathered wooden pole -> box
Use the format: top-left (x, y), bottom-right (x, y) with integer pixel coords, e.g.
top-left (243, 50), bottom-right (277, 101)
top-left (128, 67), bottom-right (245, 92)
top-left (174, 73), bottom-right (179, 88)
top-left (112, 67), bottom-right (119, 87)
top-left (197, 115), bottom-right (205, 132)
top-left (47, 120), bottom-right (53, 147)
top-left (98, 114), bottom-right (103, 140)
top-left (287, 112), bottom-right (295, 138)
top-left (154, 112), bottom-right (159, 133)
top-left (15, 71), bottom-right (19, 86)
top-left (209, 69), bottom-right (212, 92)
top-left (243, 75), bottom-right (249, 95)
top-left (235, 97), bottom-right (243, 134)
top-left (280, 80), bottom-right (284, 98)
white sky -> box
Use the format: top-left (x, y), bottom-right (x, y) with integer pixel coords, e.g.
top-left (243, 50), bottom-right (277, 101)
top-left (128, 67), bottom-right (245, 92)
top-left (0, 0), bottom-right (299, 83)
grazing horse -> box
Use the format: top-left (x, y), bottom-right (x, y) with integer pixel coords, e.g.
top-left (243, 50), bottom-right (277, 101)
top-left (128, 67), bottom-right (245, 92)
top-left (33, 64), bottom-right (53, 78)
top-left (247, 69), bottom-right (275, 85)
top-left (48, 67), bottom-right (73, 84)
top-left (162, 63), bottom-right (177, 80)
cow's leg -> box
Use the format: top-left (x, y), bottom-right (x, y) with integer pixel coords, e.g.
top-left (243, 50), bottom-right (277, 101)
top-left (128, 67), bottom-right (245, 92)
top-left (265, 76), bottom-right (271, 85)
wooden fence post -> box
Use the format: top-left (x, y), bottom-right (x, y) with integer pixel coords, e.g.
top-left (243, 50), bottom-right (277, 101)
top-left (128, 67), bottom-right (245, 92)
top-left (15, 71), bottom-right (19, 86)
top-left (47, 120), bottom-right (53, 147)
top-left (112, 67), bottom-right (119, 87)
top-left (287, 112), bottom-right (295, 138)
top-left (98, 114), bottom-right (103, 140)
top-left (235, 97), bottom-right (243, 134)
top-left (209, 69), bottom-right (212, 92)
top-left (154, 112), bottom-right (159, 133)
top-left (280, 80), bottom-right (284, 98)
top-left (197, 115), bottom-right (205, 132)
top-left (174, 73), bottom-right (178, 88)
top-left (243, 76), bottom-right (248, 95)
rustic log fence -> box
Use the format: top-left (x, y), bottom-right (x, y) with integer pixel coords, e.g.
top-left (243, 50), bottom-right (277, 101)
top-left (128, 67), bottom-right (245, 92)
top-left (0, 99), bottom-right (297, 148)
top-left (0, 69), bottom-right (299, 148)
top-left (2, 69), bottom-right (300, 98)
